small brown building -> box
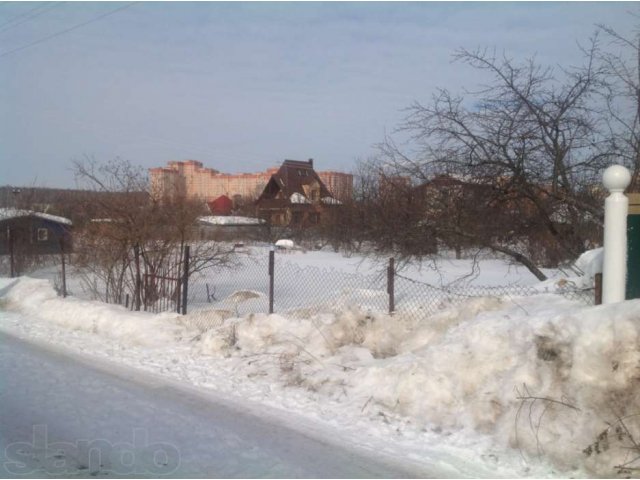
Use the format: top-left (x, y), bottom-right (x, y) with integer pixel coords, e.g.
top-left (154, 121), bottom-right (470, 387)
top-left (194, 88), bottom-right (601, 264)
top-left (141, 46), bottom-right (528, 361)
top-left (255, 159), bottom-right (340, 227)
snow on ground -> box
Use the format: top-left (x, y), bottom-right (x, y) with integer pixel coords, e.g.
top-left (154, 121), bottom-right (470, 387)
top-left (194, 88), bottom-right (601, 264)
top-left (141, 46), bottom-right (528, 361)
top-left (198, 216), bottom-right (266, 225)
top-left (180, 247), bottom-right (574, 321)
top-left (246, 246), bottom-right (564, 287)
top-left (1, 268), bottom-right (638, 477)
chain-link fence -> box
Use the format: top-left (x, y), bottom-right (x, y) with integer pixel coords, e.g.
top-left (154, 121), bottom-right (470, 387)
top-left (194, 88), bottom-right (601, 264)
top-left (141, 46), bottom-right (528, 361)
top-left (0, 254), bottom-right (69, 297)
top-left (179, 248), bottom-right (595, 332)
top-left (2, 245), bottom-right (596, 331)
top-left (393, 272), bottom-right (594, 319)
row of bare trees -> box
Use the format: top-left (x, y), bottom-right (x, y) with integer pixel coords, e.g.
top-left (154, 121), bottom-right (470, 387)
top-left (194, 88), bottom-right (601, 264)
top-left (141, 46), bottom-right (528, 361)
top-left (323, 22), bottom-right (639, 280)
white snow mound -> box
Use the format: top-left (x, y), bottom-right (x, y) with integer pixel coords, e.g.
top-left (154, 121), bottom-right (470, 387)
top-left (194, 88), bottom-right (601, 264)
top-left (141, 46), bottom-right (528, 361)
top-left (0, 277), bottom-right (188, 347)
top-left (196, 295), bottom-right (640, 476)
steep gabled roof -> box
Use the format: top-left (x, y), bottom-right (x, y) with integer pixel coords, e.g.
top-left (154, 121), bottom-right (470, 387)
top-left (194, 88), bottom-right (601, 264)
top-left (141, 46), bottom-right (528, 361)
top-left (258, 159), bottom-right (333, 203)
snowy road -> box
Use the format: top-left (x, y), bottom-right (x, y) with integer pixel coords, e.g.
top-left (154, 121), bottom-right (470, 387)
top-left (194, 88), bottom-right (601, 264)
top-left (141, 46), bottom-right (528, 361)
top-left (0, 332), bottom-right (424, 478)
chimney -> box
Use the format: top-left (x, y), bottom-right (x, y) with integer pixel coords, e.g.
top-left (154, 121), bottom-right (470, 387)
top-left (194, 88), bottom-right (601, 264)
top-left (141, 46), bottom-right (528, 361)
top-left (308, 158), bottom-right (313, 168)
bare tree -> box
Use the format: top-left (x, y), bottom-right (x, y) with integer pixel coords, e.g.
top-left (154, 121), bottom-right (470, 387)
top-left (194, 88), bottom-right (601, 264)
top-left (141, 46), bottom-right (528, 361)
top-left (597, 19), bottom-right (640, 189)
top-left (72, 157), bottom-right (234, 308)
top-left (376, 40), bottom-right (610, 280)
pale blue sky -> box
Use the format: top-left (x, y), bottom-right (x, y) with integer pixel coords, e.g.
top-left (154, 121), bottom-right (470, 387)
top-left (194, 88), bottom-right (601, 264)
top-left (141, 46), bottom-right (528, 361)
top-left (0, 1), bottom-right (637, 188)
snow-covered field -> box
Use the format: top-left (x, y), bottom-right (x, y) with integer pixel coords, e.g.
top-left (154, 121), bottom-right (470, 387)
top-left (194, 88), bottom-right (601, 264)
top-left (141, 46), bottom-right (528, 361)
top-left (1, 250), bottom-right (637, 477)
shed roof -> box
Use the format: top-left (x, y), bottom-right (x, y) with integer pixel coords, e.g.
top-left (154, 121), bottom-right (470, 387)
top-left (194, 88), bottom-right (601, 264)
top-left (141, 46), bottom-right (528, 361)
top-left (198, 216), bottom-right (265, 226)
top-left (0, 208), bottom-right (72, 226)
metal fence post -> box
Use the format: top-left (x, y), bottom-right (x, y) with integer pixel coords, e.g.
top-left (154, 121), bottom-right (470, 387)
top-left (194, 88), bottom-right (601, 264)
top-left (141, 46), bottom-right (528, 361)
top-left (143, 273), bottom-right (148, 311)
top-left (268, 247), bottom-right (275, 314)
top-left (181, 245), bottom-right (190, 315)
top-left (134, 243), bottom-right (142, 311)
top-left (594, 273), bottom-right (603, 305)
top-left (8, 226), bottom-right (15, 278)
top-left (59, 237), bottom-right (67, 298)
top-left (387, 257), bottom-right (395, 314)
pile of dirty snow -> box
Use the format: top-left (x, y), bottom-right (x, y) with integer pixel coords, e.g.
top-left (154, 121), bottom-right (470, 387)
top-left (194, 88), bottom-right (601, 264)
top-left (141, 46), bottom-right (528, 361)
top-left (196, 295), bottom-right (640, 476)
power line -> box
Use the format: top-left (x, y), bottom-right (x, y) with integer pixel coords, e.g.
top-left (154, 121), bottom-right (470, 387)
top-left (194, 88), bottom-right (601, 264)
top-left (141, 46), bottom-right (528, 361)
top-left (0, 2), bottom-right (49, 29)
top-left (0, 2), bottom-right (62, 36)
top-left (0, 2), bottom-right (137, 60)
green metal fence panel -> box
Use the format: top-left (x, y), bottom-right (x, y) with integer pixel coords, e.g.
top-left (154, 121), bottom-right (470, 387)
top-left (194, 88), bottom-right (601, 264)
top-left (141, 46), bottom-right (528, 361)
top-left (626, 193), bottom-right (640, 300)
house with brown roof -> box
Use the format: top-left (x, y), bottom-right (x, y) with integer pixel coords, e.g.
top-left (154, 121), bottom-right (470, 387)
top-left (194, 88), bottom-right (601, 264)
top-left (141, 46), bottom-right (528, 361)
top-left (255, 159), bottom-right (340, 227)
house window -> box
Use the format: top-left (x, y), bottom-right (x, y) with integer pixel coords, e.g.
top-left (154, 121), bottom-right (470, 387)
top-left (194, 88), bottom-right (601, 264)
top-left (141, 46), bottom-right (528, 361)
top-left (37, 228), bottom-right (48, 242)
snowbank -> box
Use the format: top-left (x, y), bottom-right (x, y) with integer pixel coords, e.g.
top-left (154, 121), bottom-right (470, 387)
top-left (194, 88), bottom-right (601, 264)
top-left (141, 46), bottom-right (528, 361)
top-left (0, 278), bottom-right (189, 347)
top-left (196, 296), bottom-right (640, 476)
top-left (575, 247), bottom-right (603, 278)
top-left (1, 276), bottom-right (639, 476)
top-left (275, 239), bottom-right (295, 249)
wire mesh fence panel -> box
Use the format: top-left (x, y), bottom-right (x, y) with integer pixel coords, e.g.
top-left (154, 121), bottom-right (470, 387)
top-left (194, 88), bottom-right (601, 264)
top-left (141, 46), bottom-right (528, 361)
top-left (270, 258), bottom-right (388, 317)
top-left (183, 249), bottom-right (596, 332)
top-left (1, 254), bottom-right (69, 297)
top-left (185, 253), bottom-right (271, 332)
top-left (394, 272), bottom-right (595, 323)
top-left (181, 249), bottom-right (390, 332)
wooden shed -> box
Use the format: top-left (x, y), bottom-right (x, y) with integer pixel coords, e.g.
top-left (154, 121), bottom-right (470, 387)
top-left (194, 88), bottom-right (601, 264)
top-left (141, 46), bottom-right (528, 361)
top-left (0, 208), bottom-right (73, 255)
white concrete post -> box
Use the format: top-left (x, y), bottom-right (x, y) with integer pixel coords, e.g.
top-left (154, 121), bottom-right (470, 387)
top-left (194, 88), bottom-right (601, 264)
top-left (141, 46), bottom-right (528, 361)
top-left (602, 165), bottom-right (631, 304)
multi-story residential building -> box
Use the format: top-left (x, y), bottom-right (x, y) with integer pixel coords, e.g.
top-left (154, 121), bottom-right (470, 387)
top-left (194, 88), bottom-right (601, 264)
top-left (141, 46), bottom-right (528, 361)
top-left (317, 171), bottom-right (353, 202)
top-left (149, 160), bottom-right (353, 204)
top-left (149, 160), bottom-right (277, 203)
